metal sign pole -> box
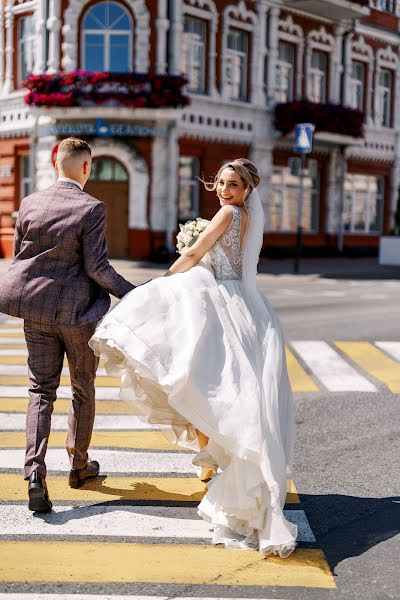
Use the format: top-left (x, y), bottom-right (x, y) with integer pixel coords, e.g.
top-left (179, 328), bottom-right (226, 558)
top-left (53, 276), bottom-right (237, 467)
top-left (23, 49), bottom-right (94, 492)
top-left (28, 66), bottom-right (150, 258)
top-left (294, 153), bottom-right (306, 274)
top-left (293, 123), bottom-right (314, 274)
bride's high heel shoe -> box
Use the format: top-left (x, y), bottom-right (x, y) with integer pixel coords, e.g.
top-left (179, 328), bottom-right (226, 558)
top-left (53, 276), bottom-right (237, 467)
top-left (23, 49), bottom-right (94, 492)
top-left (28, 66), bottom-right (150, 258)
top-left (199, 467), bottom-right (215, 483)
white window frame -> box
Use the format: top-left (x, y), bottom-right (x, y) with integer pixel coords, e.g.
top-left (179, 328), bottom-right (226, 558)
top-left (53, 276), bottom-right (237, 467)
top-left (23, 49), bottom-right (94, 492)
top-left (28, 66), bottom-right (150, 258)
top-left (343, 174), bottom-right (384, 234)
top-left (349, 61), bottom-right (365, 111)
top-left (178, 156), bottom-right (200, 221)
top-left (182, 0), bottom-right (218, 97)
top-left (348, 36), bottom-right (374, 124)
top-left (377, 69), bottom-right (392, 127)
top-left (225, 28), bottom-right (249, 101)
top-left (221, 2), bottom-right (257, 103)
top-left (269, 159), bottom-right (320, 233)
top-left (19, 155), bottom-right (32, 200)
top-left (374, 45), bottom-right (398, 128)
top-left (182, 16), bottom-right (207, 94)
top-left (81, 1), bottom-right (133, 72)
top-left (275, 15), bottom-right (304, 101)
top-left (309, 50), bottom-right (328, 103)
top-left (306, 26), bottom-right (335, 104)
top-left (275, 40), bottom-right (295, 102)
top-left (17, 14), bottom-right (36, 85)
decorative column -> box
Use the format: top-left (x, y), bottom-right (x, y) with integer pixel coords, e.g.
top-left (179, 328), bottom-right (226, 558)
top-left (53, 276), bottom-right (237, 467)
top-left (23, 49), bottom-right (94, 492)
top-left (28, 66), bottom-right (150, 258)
top-left (165, 121), bottom-right (179, 253)
top-left (250, 13), bottom-right (261, 105)
top-left (34, 0), bottom-right (47, 74)
top-left (266, 7), bottom-right (279, 105)
top-left (47, 0), bottom-right (62, 73)
top-left (2, 5), bottom-right (14, 95)
top-left (35, 116), bottom-right (58, 191)
top-left (250, 109), bottom-right (274, 232)
top-left (326, 147), bottom-right (340, 234)
top-left (254, 0), bottom-right (267, 106)
top-left (208, 13), bottom-right (218, 97)
top-left (156, 0), bottom-right (169, 74)
top-left (169, 0), bottom-right (183, 75)
top-left (0, 4), bottom-right (5, 93)
top-left (331, 25), bottom-right (344, 103)
top-left (342, 33), bottom-right (353, 106)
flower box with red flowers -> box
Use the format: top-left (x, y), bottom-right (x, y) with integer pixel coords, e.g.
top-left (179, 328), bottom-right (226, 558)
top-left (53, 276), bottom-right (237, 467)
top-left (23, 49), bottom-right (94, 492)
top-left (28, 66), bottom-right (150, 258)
top-left (274, 100), bottom-right (365, 138)
top-left (23, 70), bottom-right (190, 109)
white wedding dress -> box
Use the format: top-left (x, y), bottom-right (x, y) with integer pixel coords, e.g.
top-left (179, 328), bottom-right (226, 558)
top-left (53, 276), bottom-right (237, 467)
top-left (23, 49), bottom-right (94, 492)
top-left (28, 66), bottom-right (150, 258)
top-left (89, 192), bottom-right (297, 557)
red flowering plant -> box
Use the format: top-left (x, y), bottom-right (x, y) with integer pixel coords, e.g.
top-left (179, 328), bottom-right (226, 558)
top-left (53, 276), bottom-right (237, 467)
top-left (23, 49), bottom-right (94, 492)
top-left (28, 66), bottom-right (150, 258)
top-left (23, 70), bottom-right (190, 109)
top-left (274, 100), bottom-right (365, 138)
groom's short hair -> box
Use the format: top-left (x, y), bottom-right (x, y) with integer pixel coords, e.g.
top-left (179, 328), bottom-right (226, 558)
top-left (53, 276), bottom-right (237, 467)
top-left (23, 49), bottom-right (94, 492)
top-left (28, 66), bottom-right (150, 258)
top-left (57, 138), bottom-right (91, 163)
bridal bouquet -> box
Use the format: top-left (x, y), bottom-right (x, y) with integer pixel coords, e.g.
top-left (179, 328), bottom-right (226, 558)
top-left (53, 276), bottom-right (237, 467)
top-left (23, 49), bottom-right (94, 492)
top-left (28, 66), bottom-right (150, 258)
top-left (176, 217), bottom-right (209, 254)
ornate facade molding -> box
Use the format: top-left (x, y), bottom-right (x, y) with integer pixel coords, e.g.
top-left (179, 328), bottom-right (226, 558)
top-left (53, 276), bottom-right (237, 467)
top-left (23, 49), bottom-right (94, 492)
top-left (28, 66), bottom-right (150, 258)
top-left (62, 0), bottom-right (150, 72)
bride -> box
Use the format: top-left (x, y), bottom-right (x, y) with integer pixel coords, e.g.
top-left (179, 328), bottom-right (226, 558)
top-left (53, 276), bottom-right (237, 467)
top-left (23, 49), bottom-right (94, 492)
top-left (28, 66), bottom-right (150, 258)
top-left (89, 158), bottom-right (297, 557)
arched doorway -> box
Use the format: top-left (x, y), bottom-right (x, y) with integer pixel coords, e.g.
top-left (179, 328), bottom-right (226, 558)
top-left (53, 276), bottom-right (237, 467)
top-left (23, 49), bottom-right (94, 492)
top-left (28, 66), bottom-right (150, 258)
top-left (85, 157), bottom-right (129, 258)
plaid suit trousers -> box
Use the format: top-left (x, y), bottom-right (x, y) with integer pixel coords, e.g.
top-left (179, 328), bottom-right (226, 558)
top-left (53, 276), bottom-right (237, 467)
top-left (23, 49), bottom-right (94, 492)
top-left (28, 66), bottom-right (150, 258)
top-left (24, 319), bottom-right (100, 478)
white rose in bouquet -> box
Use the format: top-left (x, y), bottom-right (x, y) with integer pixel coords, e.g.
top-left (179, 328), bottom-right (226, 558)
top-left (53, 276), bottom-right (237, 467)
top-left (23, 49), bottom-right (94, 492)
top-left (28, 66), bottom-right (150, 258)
top-left (176, 217), bottom-right (210, 255)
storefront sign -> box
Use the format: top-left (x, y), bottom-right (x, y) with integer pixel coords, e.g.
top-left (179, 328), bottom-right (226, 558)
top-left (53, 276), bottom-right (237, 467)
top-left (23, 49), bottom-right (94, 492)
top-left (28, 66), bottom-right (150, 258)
top-left (47, 119), bottom-right (167, 139)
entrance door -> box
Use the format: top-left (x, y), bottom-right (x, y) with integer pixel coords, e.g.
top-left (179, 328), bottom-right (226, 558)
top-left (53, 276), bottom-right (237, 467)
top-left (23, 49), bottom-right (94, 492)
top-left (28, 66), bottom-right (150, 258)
top-left (85, 157), bottom-right (129, 258)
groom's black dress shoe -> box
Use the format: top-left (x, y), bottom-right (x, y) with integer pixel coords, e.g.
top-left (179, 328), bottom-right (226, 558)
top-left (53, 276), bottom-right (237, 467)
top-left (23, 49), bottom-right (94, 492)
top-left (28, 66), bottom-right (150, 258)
top-left (68, 460), bottom-right (100, 489)
top-left (28, 471), bottom-right (52, 513)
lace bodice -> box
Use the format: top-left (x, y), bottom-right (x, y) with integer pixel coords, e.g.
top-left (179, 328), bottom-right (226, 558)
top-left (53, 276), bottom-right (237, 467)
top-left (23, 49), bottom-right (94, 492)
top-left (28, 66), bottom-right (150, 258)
top-left (207, 205), bottom-right (242, 281)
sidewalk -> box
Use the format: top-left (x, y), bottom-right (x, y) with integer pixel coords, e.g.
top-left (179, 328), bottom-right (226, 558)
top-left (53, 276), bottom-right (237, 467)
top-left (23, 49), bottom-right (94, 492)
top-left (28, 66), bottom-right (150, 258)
top-left (0, 256), bottom-right (398, 280)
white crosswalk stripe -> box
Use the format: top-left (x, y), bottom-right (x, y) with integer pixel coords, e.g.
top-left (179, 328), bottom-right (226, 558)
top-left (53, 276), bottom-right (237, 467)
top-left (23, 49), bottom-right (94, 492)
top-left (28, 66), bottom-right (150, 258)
top-left (0, 448), bottom-right (196, 474)
top-left (290, 341), bottom-right (377, 392)
top-left (0, 364), bottom-right (108, 376)
top-left (0, 386), bottom-right (120, 399)
top-left (0, 413), bottom-right (153, 430)
top-left (375, 341), bottom-right (400, 362)
top-left (0, 505), bottom-right (315, 542)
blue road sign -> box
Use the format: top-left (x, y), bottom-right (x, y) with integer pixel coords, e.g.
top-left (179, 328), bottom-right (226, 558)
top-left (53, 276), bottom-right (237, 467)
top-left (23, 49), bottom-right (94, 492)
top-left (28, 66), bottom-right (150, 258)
top-left (294, 123), bottom-right (314, 154)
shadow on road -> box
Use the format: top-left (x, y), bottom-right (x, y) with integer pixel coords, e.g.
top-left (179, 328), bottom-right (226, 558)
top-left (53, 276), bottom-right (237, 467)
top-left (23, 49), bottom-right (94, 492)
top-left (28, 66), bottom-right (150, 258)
top-left (300, 493), bottom-right (400, 574)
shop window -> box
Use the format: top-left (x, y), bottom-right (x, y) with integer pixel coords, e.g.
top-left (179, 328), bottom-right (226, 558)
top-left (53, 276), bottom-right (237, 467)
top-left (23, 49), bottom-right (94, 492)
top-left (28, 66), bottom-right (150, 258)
top-left (225, 29), bottom-right (249, 101)
top-left (377, 69), bottom-right (392, 127)
top-left (178, 157), bottom-right (200, 222)
top-left (82, 1), bottom-right (133, 72)
top-left (20, 155), bottom-right (32, 200)
top-left (182, 17), bottom-right (207, 94)
top-left (89, 157), bottom-right (128, 181)
top-left (343, 174), bottom-right (384, 233)
top-left (275, 41), bottom-right (295, 102)
top-left (18, 15), bottom-right (36, 85)
top-left (349, 62), bottom-right (365, 111)
top-left (309, 50), bottom-right (328, 103)
top-left (269, 159), bottom-right (319, 232)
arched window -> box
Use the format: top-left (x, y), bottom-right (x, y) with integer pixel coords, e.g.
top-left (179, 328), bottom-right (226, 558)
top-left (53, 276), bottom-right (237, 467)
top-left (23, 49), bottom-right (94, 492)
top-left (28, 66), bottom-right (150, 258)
top-left (82, 1), bottom-right (133, 72)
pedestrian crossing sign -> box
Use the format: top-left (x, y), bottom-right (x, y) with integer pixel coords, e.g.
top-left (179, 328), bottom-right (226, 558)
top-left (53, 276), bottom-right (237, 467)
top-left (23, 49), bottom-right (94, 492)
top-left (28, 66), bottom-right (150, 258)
top-left (294, 123), bottom-right (314, 154)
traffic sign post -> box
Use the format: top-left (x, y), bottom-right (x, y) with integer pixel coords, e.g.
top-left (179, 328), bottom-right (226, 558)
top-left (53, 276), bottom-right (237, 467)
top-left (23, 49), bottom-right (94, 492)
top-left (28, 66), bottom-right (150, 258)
top-left (293, 123), bottom-right (314, 274)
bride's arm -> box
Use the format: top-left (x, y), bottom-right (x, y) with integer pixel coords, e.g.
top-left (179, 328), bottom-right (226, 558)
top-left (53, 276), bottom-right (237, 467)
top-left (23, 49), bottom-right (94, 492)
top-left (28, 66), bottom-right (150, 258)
top-left (165, 205), bottom-right (233, 275)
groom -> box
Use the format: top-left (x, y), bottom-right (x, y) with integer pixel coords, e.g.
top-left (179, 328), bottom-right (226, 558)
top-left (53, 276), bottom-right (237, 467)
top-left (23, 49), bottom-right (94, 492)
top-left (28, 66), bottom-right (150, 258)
top-left (0, 137), bottom-right (135, 512)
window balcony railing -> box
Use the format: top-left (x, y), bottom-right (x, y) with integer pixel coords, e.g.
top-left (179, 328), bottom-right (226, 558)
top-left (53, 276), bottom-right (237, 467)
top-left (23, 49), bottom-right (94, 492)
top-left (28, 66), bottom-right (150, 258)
top-left (274, 100), bottom-right (365, 138)
top-left (23, 70), bottom-right (190, 109)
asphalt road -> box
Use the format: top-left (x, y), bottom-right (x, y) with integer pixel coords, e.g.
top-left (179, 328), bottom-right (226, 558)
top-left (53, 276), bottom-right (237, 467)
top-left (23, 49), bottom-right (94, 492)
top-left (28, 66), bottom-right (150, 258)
top-left (0, 259), bottom-right (399, 600)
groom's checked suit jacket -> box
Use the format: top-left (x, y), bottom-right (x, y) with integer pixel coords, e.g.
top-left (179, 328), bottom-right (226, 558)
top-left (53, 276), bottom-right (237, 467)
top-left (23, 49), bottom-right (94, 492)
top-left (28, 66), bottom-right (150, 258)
top-left (0, 180), bottom-right (134, 324)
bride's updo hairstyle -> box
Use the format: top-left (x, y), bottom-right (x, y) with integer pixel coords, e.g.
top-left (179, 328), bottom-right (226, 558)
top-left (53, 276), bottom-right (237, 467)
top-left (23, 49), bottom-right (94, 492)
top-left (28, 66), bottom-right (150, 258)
top-left (201, 158), bottom-right (260, 202)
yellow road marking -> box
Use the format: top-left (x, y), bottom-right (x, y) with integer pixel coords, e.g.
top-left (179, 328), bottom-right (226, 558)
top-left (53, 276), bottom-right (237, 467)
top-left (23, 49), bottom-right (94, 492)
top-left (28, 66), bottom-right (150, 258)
top-left (0, 542), bottom-right (335, 588)
top-left (0, 333), bottom-right (24, 338)
top-left (336, 341), bottom-right (400, 394)
top-left (0, 431), bottom-right (191, 451)
top-left (0, 375), bottom-right (119, 387)
top-left (0, 344), bottom-right (26, 350)
top-left (0, 356), bottom-right (26, 364)
top-left (0, 473), bottom-right (299, 504)
top-left (0, 398), bottom-right (131, 415)
top-left (286, 348), bottom-right (319, 392)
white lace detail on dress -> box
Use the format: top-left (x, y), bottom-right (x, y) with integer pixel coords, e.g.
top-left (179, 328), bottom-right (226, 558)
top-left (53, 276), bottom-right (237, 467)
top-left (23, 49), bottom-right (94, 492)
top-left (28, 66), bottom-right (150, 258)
top-left (207, 205), bottom-right (242, 281)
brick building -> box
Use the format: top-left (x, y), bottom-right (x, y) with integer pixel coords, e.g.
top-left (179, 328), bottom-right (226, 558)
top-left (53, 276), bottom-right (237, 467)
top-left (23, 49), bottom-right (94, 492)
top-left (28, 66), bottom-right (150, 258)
top-left (0, 0), bottom-right (399, 260)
